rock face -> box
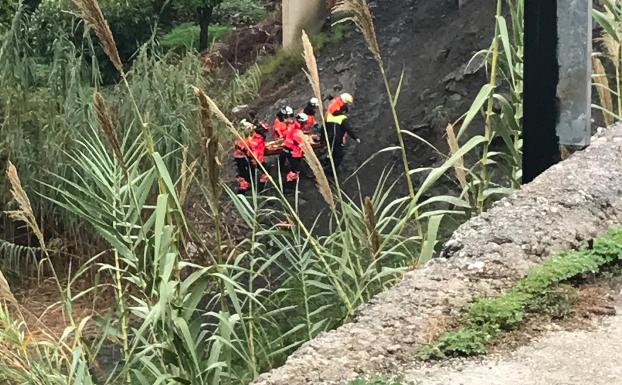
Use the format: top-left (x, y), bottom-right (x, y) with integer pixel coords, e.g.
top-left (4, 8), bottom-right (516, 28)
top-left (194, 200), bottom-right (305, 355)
top-left (252, 126), bottom-right (622, 385)
top-left (255, 0), bottom-right (496, 227)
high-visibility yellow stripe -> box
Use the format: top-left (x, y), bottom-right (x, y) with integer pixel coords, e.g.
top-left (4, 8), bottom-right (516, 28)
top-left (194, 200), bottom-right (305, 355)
top-left (326, 114), bottom-right (347, 124)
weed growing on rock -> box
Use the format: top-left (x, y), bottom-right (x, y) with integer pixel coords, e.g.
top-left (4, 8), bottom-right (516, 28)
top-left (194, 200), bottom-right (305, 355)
top-left (527, 284), bottom-right (578, 319)
top-left (418, 229), bottom-right (622, 360)
top-left (347, 377), bottom-right (403, 385)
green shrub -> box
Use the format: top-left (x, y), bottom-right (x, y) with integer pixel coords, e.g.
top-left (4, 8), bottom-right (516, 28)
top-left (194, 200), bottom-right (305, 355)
top-left (468, 292), bottom-right (529, 331)
top-left (418, 229), bottom-right (622, 360)
top-left (214, 0), bottom-right (267, 25)
top-left (0, 0), bottom-right (14, 31)
top-left (527, 284), bottom-right (578, 319)
top-left (418, 327), bottom-right (488, 360)
top-left (254, 23), bottom-right (353, 85)
top-left (159, 22), bottom-right (232, 51)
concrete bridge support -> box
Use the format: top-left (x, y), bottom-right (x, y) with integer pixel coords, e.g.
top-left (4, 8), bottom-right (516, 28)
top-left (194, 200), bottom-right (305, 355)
top-left (524, 0), bottom-right (592, 183)
top-left (282, 0), bottom-right (329, 49)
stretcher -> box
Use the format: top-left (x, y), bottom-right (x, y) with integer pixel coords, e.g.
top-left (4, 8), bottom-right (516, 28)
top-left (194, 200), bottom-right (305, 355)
top-left (264, 135), bottom-right (323, 156)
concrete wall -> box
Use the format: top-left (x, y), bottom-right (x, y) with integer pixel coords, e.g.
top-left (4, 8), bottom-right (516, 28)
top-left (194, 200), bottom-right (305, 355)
top-left (253, 125), bottom-right (622, 385)
top-left (282, 0), bottom-right (328, 49)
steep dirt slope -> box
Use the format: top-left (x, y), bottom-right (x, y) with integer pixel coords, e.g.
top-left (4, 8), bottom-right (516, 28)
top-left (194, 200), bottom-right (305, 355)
top-left (257, 0), bottom-right (496, 224)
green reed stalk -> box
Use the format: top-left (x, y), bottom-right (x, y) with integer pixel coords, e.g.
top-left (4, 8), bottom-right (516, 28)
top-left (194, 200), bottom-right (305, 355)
top-left (477, 0), bottom-right (503, 212)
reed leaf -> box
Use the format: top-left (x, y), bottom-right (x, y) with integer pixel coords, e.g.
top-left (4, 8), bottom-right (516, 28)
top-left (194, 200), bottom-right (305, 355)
top-left (363, 197), bottom-right (381, 261)
top-left (446, 124), bottom-right (468, 191)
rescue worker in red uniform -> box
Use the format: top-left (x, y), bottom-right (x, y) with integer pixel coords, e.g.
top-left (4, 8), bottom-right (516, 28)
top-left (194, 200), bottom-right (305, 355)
top-left (276, 106), bottom-right (295, 171)
top-left (247, 120), bottom-right (269, 190)
top-left (282, 113), bottom-right (307, 188)
top-left (299, 97), bottom-right (320, 133)
top-left (273, 106), bottom-right (294, 139)
top-left (234, 120), bottom-right (255, 194)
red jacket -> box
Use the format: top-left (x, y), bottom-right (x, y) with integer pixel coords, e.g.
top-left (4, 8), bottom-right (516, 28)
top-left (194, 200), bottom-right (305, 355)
top-left (302, 114), bottom-right (316, 133)
top-left (248, 132), bottom-right (266, 164)
top-left (326, 96), bottom-right (345, 116)
top-left (273, 118), bottom-right (288, 139)
top-left (233, 137), bottom-right (249, 159)
top-left (283, 122), bottom-right (305, 158)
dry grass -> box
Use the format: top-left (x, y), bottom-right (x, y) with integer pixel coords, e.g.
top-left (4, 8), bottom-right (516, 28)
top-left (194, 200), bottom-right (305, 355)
top-left (301, 29), bottom-right (343, 196)
top-left (94, 91), bottom-right (125, 169)
top-left (192, 86), bottom-right (222, 202)
top-left (333, 0), bottom-right (382, 65)
top-left (422, 315), bottom-right (454, 344)
top-left (0, 271), bottom-right (16, 305)
top-left (72, 0), bottom-right (123, 73)
top-left (302, 137), bottom-right (336, 211)
top-left (592, 56), bottom-right (614, 126)
top-left (179, 148), bottom-right (198, 207)
top-left (302, 30), bottom-right (325, 123)
top-left (601, 32), bottom-right (620, 66)
top-left (5, 162), bottom-right (45, 250)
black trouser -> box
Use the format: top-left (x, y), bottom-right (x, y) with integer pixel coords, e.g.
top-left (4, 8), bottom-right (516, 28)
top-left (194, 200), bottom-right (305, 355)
top-left (323, 138), bottom-right (344, 174)
top-left (249, 161), bottom-right (268, 191)
top-left (235, 157), bottom-right (251, 193)
top-left (331, 142), bottom-right (344, 168)
top-left (288, 156), bottom-right (302, 175)
top-left (285, 153), bottom-right (302, 189)
top-left (278, 152), bottom-right (288, 173)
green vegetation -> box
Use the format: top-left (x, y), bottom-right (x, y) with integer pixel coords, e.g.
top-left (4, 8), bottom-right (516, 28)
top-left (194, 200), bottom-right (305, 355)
top-left (0, 1), bottom-right (486, 384)
top-left (1, 0), bottom-right (617, 383)
top-left (214, 0), bottom-right (268, 25)
top-left (418, 229), bottom-right (622, 360)
top-left (254, 23), bottom-right (353, 85)
top-left (448, 0), bottom-right (523, 214)
top-left (348, 377), bottom-right (403, 385)
top-left (160, 22), bottom-right (233, 51)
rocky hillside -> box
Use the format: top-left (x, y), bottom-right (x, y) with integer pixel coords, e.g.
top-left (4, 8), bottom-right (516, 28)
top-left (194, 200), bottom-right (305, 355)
top-left (258, 0), bottom-right (496, 223)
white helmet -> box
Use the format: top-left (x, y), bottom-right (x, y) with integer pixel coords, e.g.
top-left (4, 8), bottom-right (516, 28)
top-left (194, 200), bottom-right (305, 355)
top-left (309, 97), bottom-right (320, 107)
top-left (240, 119), bottom-right (254, 130)
top-left (279, 106), bottom-right (295, 117)
top-left (296, 112), bottom-right (309, 123)
top-left (340, 93), bottom-right (354, 105)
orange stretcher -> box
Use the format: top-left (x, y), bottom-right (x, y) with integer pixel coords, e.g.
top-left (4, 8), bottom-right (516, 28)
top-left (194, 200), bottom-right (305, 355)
top-left (264, 135), bottom-right (323, 156)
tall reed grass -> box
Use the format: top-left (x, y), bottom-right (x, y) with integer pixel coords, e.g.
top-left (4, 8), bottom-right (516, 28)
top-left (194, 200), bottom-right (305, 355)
top-left (0, 0), bottom-right (530, 384)
top-left (594, 0), bottom-right (622, 124)
top-left (448, 0), bottom-right (524, 213)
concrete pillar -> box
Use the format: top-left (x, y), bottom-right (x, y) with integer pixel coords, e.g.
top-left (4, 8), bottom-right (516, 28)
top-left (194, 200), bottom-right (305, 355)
top-left (556, 0), bottom-right (592, 146)
top-left (282, 0), bottom-right (328, 49)
top-left (523, 0), bottom-right (592, 183)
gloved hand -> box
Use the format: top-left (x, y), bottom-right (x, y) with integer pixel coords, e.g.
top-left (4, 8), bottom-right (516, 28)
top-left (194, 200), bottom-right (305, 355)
top-left (355, 138), bottom-right (361, 144)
